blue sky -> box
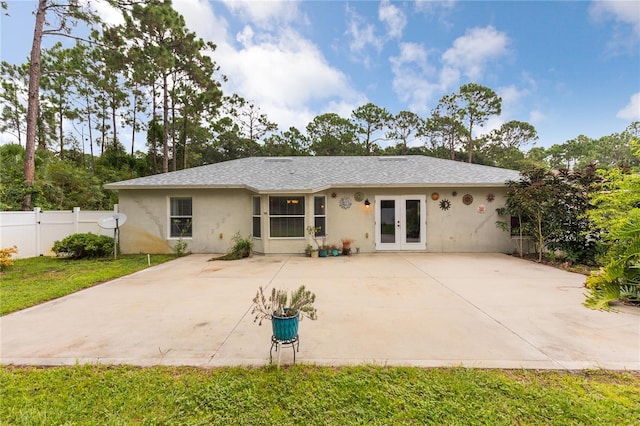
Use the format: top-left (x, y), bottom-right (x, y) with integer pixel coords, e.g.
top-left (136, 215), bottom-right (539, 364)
top-left (2, 0), bottom-right (639, 151)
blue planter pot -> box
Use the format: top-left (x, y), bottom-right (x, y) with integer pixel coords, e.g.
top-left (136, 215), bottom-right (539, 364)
top-left (272, 312), bottom-right (299, 341)
top-left (331, 249), bottom-right (339, 256)
top-left (319, 249), bottom-right (328, 257)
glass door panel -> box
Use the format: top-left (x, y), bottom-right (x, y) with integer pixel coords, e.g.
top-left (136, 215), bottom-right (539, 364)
top-left (404, 199), bottom-right (421, 244)
top-left (380, 200), bottom-right (396, 244)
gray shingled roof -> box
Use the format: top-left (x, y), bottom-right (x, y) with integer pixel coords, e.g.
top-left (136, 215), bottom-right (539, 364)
top-left (104, 156), bottom-right (521, 192)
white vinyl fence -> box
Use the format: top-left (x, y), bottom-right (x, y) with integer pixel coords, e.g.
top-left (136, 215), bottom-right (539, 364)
top-left (0, 206), bottom-right (118, 259)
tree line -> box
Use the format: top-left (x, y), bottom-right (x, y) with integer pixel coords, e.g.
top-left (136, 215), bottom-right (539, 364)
top-left (1, 0), bottom-right (638, 212)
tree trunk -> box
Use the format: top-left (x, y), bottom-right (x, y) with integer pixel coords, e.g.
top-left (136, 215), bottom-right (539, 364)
top-left (151, 83), bottom-right (158, 174)
top-left (23, 0), bottom-right (47, 211)
top-left (182, 113), bottom-right (188, 170)
top-left (86, 92), bottom-right (95, 172)
top-left (58, 98), bottom-right (64, 159)
top-left (131, 86), bottom-right (137, 156)
top-left (111, 97), bottom-right (117, 151)
top-left (162, 73), bottom-right (169, 173)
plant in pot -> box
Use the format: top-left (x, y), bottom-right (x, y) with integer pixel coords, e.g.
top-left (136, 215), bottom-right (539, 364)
top-left (251, 285), bottom-right (318, 341)
top-left (341, 238), bottom-right (354, 255)
top-left (306, 225), bottom-right (326, 257)
top-left (304, 244), bottom-right (314, 257)
top-left (329, 244), bottom-right (340, 256)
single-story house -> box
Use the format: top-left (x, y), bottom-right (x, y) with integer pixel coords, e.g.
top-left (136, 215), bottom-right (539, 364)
top-left (104, 155), bottom-right (521, 255)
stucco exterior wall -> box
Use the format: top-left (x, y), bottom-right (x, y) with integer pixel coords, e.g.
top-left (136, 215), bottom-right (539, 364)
top-left (118, 188), bottom-right (252, 255)
top-left (117, 186), bottom-right (513, 255)
top-left (314, 187), bottom-right (512, 254)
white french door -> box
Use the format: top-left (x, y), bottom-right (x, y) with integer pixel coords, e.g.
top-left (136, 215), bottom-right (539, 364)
top-left (375, 195), bottom-right (426, 251)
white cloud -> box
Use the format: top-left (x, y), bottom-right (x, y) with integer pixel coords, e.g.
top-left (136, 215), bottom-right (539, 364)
top-left (590, 0), bottom-right (640, 35)
top-left (345, 6), bottom-right (383, 66)
top-left (589, 0), bottom-right (640, 53)
top-left (171, 0), bottom-right (364, 133)
top-left (174, 0), bottom-right (230, 44)
top-left (530, 110), bottom-right (546, 124)
top-left (379, 0), bottom-right (407, 39)
top-left (441, 26), bottom-right (509, 81)
top-left (389, 43), bottom-right (439, 113)
top-left (497, 84), bottom-right (529, 107)
top-left (220, 0), bottom-right (305, 29)
top-left (414, 0), bottom-right (456, 14)
top-left (87, 0), bottom-right (124, 26)
top-left (617, 92), bottom-right (640, 120)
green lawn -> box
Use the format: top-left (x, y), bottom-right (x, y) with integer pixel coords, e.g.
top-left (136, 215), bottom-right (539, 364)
top-left (1, 365), bottom-right (638, 425)
top-left (0, 254), bottom-right (176, 315)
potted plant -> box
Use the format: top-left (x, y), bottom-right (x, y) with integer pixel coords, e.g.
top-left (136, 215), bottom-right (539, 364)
top-left (341, 238), bottom-right (354, 255)
top-left (319, 244), bottom-right (329, 257)
top-left (304, 244), bottom-right (313, 257)
top-left (306, 225), bottom-right (326, 257)
top-left (251, 285), bottom-right (318, 341)
top-left (329, 244), bottom-right (340, 256)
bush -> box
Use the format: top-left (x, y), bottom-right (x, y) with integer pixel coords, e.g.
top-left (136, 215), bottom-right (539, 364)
top-left (0, 246), bottom-right (18, 271)
top-left (211, 233), bottom-right (253, 261)
top-left (52, 233), bottom-right (114, 259)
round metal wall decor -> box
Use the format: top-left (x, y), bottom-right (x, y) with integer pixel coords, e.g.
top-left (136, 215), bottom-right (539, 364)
top-left (354, 192), bottom-right (364, 202)
top-left (452, 191), bottom-right (458, 196)
top-left (439, 199), bottom-right (451, 211)
top-left (486, 193), bottom-right (495, 202)
top-left (462, 194), bottom-right (473, 205)
top-left (339, 196), bottom-right (352, 209)
top-left (431, 192), bottom-right (439, 200)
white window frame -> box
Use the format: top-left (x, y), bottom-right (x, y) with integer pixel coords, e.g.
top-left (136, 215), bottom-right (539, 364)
top-left (168, 197), bottom-right (193, 239)
top-left (313, 195), bottom-right (326, 237)
top-left (268, 195), bottom-right (305, 239)
top-left (252, 195), bottom-right (262, 239)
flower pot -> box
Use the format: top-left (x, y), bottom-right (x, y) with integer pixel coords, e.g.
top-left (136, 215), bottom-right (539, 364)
top-left (310, 250), bottom-right (319, 258)
top-left (331, 249), bottom-right (339, 256)
top-left (319, 249), bottom-right (328, 257)
top-left (272, 312), bottom-right (299, 341)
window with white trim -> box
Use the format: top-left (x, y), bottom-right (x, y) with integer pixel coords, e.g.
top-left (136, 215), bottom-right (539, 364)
top-left (269, 196), bottom-right (305, 237)
top-left (252, 196), bottom-right (261, 238)
top-left (314, 195), bottom-right (326, 236)
top-left (170, 197), bottom-right (192, 238)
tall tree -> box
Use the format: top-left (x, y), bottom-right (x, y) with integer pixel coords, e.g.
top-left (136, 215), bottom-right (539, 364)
top-left (421, 109), bottom-right (468, 160)
top-left (263, 127), bottom-right (309, 156)
top-left (481, 120), bottom-right (538, 169)
top-left (351, 103), bottom-right (392, 155)
top-left (21, 0), bottom-right (98, 210)
top-left (306, 113), bottom-right (362, 156)
top-left (121, 0), bottom-right (223, 173)
top-left (436, 83), bottom-right (502, 163)
top-left (0, 61), bottom-right (28, 146)
top-left (386, 110), bottom-right (423, 154)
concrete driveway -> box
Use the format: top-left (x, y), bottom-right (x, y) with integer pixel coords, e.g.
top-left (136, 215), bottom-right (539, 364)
top-left (1, 253), bottom-right (638, 370)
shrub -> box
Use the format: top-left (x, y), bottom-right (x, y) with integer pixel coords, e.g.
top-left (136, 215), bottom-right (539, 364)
top-left (211, 233), bottom-right (253, 261)
top-left (52, 233), bottom-right (114, 259)
top-left (0, 246), bottom-right (18, 271)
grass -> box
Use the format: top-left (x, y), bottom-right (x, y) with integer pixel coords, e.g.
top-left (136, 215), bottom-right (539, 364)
top-left (0, 254), bottom-right (176, 316)
top-left (1, 365), bottom-right (639, 425)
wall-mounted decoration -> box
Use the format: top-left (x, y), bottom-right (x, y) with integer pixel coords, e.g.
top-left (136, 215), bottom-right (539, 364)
top-left (354, 192), bottom-right (364, 202)
top-left (339, 196), bottom-right (352, 209)
top-left (452, 191), bottom-right (458, 196)
top-left (439, 199), bottom-right (451, 211)
top-left (478, 204), bottom-right (486, 214)
top-left (486, 193), bottom-right (495, 202)
top-left (462, 194), bottom-right (473, 205)
top-left (431, 192), bottom-right (439, 200)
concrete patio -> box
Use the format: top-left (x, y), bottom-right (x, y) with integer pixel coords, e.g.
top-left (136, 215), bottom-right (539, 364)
top-left (1, 253), bottom-right (638, 369)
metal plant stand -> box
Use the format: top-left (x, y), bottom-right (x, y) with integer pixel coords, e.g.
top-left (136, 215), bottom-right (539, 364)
top-left (270, 334), bottom-right (299, 366)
